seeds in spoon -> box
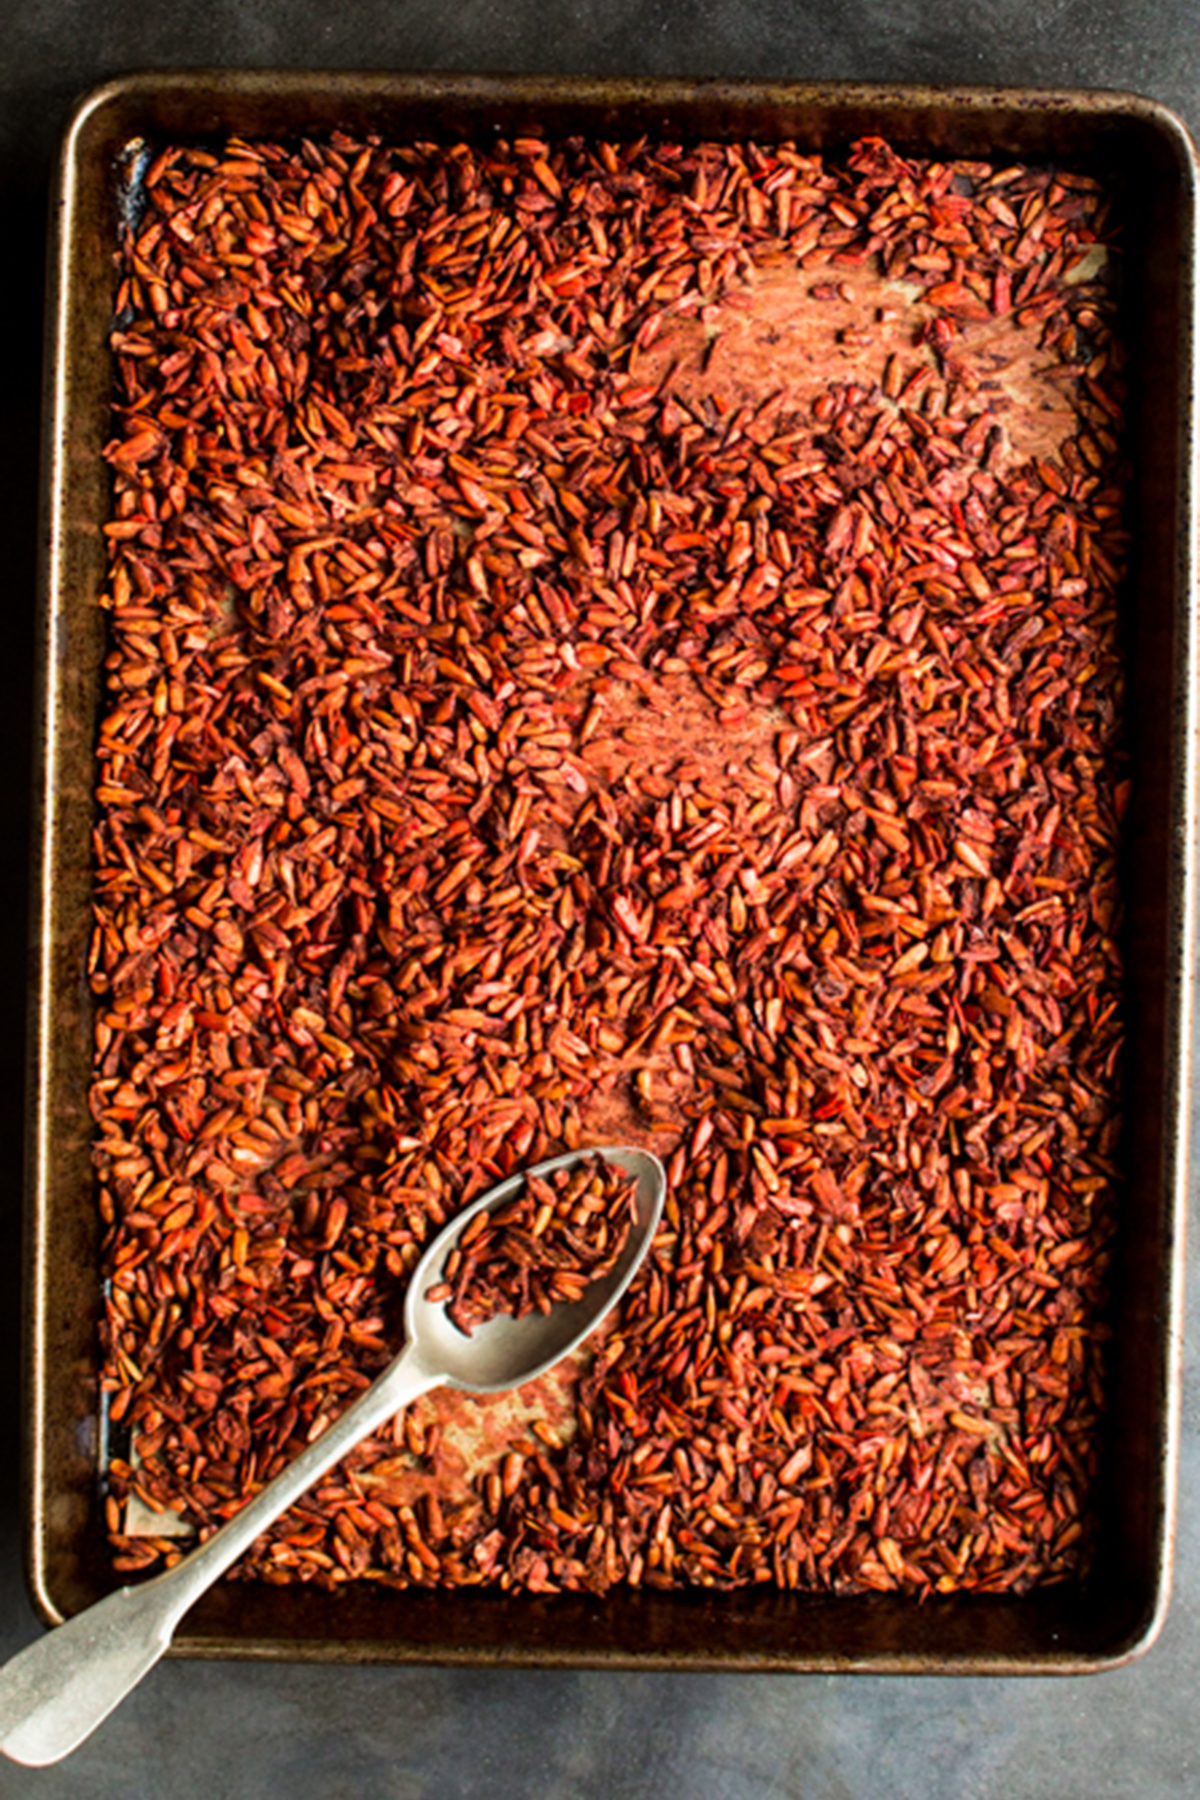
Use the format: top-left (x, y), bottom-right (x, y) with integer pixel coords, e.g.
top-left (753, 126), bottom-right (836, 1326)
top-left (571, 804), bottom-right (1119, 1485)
top-left (429, 1157), bottom-right (638, 1335)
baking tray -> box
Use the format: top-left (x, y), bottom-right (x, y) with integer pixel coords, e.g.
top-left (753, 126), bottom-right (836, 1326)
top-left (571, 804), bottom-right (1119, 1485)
top-left (27, 70), bottom-right (1197, 1672)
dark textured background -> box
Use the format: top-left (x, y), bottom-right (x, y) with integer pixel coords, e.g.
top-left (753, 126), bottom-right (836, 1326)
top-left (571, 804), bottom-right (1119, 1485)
top-left (3, 7), bottom-right (1199, 1796)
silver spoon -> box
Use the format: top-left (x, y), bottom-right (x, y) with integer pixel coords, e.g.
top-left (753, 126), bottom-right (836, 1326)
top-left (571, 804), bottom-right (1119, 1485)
top-left (0, 1145), bottom-right (665, 1766)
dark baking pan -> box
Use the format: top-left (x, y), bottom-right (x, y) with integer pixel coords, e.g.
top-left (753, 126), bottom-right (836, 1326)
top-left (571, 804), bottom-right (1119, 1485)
top-left (27, 71), bottom-right (1197, 1671)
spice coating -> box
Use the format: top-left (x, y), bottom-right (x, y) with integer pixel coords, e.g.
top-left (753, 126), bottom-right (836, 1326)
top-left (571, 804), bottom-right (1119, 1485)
top-left (93, 130), bottom-right (1126, 1596)
top-left (428, 1155), bottom-right (638, 1333)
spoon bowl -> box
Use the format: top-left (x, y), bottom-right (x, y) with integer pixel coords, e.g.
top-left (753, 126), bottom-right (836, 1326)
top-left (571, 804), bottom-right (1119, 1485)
top-left (406, 1145), bottom-right (665, 1392)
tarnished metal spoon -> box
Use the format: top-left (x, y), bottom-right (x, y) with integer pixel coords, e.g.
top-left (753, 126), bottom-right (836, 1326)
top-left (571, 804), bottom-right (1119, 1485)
top-left (0, 1145), bottom-right (665, 1766)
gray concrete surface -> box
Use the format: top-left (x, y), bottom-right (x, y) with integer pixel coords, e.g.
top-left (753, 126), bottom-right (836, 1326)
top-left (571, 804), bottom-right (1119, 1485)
top-left (1, 4), bottom-right (1198, 1795)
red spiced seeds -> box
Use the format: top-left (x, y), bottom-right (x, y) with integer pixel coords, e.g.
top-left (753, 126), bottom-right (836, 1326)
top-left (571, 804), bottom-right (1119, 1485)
top-left (93, 129), bottom-right (1126, 1598)
top-left (428, 1155), bottom-right (638, 1333)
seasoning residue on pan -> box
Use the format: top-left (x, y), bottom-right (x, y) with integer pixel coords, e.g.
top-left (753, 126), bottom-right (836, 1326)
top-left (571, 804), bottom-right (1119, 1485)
top-left (93, 132), bottom-right (1127, 1597)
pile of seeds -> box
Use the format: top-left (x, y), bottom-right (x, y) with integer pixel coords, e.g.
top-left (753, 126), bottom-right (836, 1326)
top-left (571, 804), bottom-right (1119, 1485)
top-left (427, 1155), bottom-right (638, 1333)
top-left (94, 129), bottom-right (1126, 1596)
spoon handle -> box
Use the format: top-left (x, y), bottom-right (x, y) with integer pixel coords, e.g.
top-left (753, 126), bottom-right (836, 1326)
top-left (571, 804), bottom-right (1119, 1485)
top-left (0, 1344), bottom-right (441, 1766)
